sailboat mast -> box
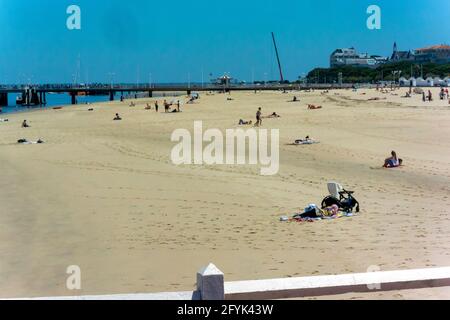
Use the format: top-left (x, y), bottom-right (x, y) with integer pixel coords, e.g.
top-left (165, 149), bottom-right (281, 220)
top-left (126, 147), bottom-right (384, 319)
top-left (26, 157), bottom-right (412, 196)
top-left (271, 32), bottom-right (284, 83)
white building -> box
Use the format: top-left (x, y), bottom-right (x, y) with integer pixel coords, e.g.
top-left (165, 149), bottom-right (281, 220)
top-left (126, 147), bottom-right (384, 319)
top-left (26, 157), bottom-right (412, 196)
top-left (399, 77), bottom-right (409, 86)
top-left (408, 77), bottom-right (417, 87)
top-left (445, 77), bottom-right (450, 86)
top-left (330, 47), bottom-right (385, 68)
top-left (415, 77), bottom-right (434, 87)
top-left (434, 77), bottom-right (446, 86)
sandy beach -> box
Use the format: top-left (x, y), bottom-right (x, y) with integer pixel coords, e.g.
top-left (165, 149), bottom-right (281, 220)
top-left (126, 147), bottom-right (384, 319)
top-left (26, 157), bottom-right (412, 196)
top-left (1, 88), bottom-right (450, 299)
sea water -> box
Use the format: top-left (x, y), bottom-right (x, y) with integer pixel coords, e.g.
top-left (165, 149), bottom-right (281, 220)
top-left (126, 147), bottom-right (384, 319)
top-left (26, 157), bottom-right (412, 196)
top-left (0, 93), bottom-right (116, 114)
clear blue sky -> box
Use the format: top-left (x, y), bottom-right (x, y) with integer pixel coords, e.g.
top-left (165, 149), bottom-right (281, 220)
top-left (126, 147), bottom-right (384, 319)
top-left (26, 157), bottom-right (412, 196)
top-left (0, 0), bottom-right (449, 84)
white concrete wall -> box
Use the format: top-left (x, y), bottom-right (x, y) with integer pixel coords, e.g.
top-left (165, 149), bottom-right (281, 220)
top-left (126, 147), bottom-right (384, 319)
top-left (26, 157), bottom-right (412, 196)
top-left (5, 266), bottom-right (450, 300)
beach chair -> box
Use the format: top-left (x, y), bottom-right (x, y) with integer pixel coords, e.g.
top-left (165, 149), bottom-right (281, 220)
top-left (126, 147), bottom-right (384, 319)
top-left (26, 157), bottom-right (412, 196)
top-left (327, 182), bottom-right (344, 199)
top-left (321, 182), bottom-right (360, 213)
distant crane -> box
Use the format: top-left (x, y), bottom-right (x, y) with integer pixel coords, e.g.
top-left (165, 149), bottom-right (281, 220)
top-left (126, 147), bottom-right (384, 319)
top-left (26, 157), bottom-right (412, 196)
top-left (271, 32), bottom-right (285, 83)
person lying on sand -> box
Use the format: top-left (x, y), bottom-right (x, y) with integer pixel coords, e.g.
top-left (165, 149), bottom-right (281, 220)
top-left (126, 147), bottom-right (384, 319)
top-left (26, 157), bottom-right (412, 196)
top-left (17, 138), bottom-right (44, 144)
top-left (129, 102), bottom-right (136, 107)
top-left (265, 112), bottom-right (281, 118)
top-left (383, 151), bottom-right (403, 168)
top-left (187, 97), bottom-right (196, 104)
top-left (22, 120), bottom-right (30, 128)
top-left (294, 136), bottom-right (318, 145)
top-left (113, 113), bottom-right (122, 121)
top-left (307, 104), bottom-right (322, 110)
top-left (0, 118), bottom-right (9, 122)
top-left (238, 119), bottom-right (253, 125)
top-left (145, 103), bottom-right (152, 110)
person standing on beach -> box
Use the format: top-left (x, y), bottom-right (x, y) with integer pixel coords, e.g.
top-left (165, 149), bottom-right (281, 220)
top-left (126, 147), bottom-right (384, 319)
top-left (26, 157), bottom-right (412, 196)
top-left (164, 100), bottom-right (169, 113)
top-left (177, 101), bottom-right (180, 112)
top-left (155, 101), bottom-right (159, 112)
top-left (256, 107), bottom-right (262, 127)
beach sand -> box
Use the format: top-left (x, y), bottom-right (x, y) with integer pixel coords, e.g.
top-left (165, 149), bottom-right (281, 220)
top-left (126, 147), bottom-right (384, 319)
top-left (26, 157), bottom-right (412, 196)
top-left (0, 88), bottom-right (449, 299)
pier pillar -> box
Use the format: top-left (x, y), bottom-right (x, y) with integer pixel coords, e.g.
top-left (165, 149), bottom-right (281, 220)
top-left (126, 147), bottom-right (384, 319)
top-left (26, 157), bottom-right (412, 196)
top-left (71, 93), bottom-right (77, 105)
top-left (109, 91), bottom-right (114, 101)
top-left (0, 93), bottom-right (8, 106)
top-left (187, 90), bottom-right (191, 95)
top-left (30, 89), bottom-right (40, 105)
top-left (148, 91), bottom-right (153, 98)
top-left (43, 92), bottom-right (47, 105)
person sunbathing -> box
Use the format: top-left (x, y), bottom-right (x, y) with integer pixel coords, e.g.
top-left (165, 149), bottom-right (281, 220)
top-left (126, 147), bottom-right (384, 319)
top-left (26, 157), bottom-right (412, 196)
top-left (187, 97), bottom-right (196, 104)
top-left (294, 136), bottom-right (318, 145)
top-left (145, 103), bottom-right (152, 110)
top-left (238, 119), bottom-right (253, 125)
top-left (129, 102), bottom-right (136, 107)
top-left (383, 151), bottom-right (403, 168)
top-left (266, 112), bottom-right (281, 118)
top-left (308, 104), bottom-right (322, 110)
top-left (113, 113), bottom-right (122, 121)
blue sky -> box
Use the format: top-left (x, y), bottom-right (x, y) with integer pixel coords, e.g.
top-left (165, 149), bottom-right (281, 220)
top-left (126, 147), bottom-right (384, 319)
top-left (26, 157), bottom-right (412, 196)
top-left (0, 0), bottom-right (449, 83)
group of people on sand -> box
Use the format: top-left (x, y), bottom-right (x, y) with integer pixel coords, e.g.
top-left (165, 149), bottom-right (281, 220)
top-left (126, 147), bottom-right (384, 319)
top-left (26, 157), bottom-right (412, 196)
top-left (238, 108), bottom-right (281, 127)
top-left (439, 88), bottom-right (449, 100)
top-left (118, 96), bottom-right (189, 116)
top-left (422, 90), bottom-right (434, 102)
top-left (163, 100), bottom-right (181, 113)
top-left (401, 88), bottom-right (450, 104)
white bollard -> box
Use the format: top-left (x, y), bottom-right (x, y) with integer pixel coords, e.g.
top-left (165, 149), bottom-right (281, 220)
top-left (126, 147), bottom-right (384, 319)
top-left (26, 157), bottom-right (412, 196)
top-left (197, 263), bottom-right (225, 300)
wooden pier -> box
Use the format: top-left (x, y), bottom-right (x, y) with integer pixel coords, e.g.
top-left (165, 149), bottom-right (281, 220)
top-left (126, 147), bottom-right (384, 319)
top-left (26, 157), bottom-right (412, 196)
top-left (0, 83), bottom-right (357, 107)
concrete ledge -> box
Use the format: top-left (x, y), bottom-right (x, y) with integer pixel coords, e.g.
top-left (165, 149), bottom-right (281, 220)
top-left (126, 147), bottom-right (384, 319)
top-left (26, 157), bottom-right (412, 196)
top-left (224, 267), bottom-right (450, 300)
top-left (5, 266), bottom-right (450, 300)
top-left (16, 291), bottom-right (200, 301)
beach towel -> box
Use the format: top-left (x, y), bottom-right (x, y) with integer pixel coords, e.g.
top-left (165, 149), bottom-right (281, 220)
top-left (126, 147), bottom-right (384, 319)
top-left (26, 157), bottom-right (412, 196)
top-left (282, 211), bottom-right (354, 223)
